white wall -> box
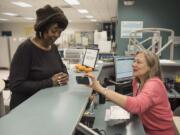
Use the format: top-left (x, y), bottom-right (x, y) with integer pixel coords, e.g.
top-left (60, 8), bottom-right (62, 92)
top-left (0, 37), bottom-right (10, 68)
top-left (0, 22), bottom-right (34, 37)
top-left (67, 22), bottom-right (100, 32)
top-left (0, 22), bottom-right (100, 37)
top-left (0, 22), bottom-right (101, 66)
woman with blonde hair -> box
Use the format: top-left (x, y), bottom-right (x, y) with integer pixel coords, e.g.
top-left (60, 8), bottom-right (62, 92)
top-left (86, 51), bottom-right (175, 135)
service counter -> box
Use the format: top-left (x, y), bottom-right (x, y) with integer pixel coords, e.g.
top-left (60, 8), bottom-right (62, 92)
top-left (0, 64), bottom-right (145, 135)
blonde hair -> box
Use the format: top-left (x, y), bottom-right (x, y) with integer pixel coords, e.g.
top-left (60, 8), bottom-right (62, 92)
top-left (135, 51), bottom-right (163, 82)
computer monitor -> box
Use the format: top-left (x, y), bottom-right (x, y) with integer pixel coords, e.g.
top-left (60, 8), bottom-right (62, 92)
top-left (114, 56), bottom-right (134, 82)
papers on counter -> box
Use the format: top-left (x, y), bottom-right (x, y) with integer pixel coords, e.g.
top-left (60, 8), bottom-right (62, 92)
top-left (105, 106), bottom-right (130, 126)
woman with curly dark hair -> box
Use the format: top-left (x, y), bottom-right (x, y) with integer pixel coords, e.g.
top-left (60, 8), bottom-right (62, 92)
top-left (9, 5), bottom-right (69, 109)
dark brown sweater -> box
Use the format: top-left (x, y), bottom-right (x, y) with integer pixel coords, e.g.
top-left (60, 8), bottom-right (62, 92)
top-left (9, 38), bottom-right (68, 109)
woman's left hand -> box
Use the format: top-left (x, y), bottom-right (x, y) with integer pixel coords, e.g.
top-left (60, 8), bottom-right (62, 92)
top-left (57, 72), bottom-right (69, 85)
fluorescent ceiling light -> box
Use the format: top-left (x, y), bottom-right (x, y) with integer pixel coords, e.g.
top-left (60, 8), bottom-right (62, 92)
top-left (2, 12), bottom-right (18, 16)
top-left (86, 15), bottom-right (93, 19)
top-left (11, 1), bottom-right (32, 7)
top-left (78, 9), bottom-right (88, 14)
top-left (24, 17), bottom-right (35, 20)
top-left (64, 0), bottom-right (80, 5)
top-left (124, 0), bottom-right (135, 6)
top-left (0, 18), bottom-right (8, 21)
top-left (90, 19), bottom-right (97, 22)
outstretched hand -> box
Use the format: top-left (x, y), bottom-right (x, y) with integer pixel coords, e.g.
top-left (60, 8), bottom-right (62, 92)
top-left (85, 72), bottom-right (104, 92)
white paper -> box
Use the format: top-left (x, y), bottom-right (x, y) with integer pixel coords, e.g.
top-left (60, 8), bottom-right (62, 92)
top-left (82, 37), bottom-right (88, 46)
top-left (75, 32), bottom-right (81, 44)
top-left (94, 30), bottom-right (100, 45)
top-left (83, 49), bottom-right (98, 68)
top-left (110, 106), bottom-right (130, 120)
top-left (98, 41), bottom-right (111, 53)
top-left (105, 109), bottom-right (111, 121)
top-left (104, 105), bottom-right (130, 126)
top-left (94, 30), bottom-right (107, 45)
top-left (101, 31), bottom-right (107, 41)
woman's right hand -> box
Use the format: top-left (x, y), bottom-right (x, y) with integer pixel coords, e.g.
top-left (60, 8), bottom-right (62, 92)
top-left (86, 72), bottom-right (104, 92)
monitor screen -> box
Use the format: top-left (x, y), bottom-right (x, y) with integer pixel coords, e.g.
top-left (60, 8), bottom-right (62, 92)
top-left (114, 56), bottom-right (134, 82)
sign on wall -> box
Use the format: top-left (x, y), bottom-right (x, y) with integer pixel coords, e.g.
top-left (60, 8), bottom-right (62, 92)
top-left (121, 21), bottom-right (143, 38)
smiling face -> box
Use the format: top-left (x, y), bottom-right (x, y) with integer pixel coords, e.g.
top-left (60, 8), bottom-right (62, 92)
top-left (42, 23), bottom-right (63, 46)
top-left (132, 52), bottom-right (150, 81)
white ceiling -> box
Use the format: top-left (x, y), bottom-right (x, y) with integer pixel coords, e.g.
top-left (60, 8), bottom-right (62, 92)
top-left (0, 0), bottom-right (117, 23)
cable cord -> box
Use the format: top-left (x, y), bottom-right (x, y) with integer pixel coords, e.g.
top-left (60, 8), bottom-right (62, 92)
top-left (92, 128), bottom-right (106, 135)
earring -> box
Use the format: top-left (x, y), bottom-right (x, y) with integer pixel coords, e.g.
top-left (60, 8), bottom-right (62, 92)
top-left (39, 32), bottom-right (42, 38)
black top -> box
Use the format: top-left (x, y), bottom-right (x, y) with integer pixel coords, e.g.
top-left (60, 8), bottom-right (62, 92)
top-left (9, 38), bottom-right (68, 109)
